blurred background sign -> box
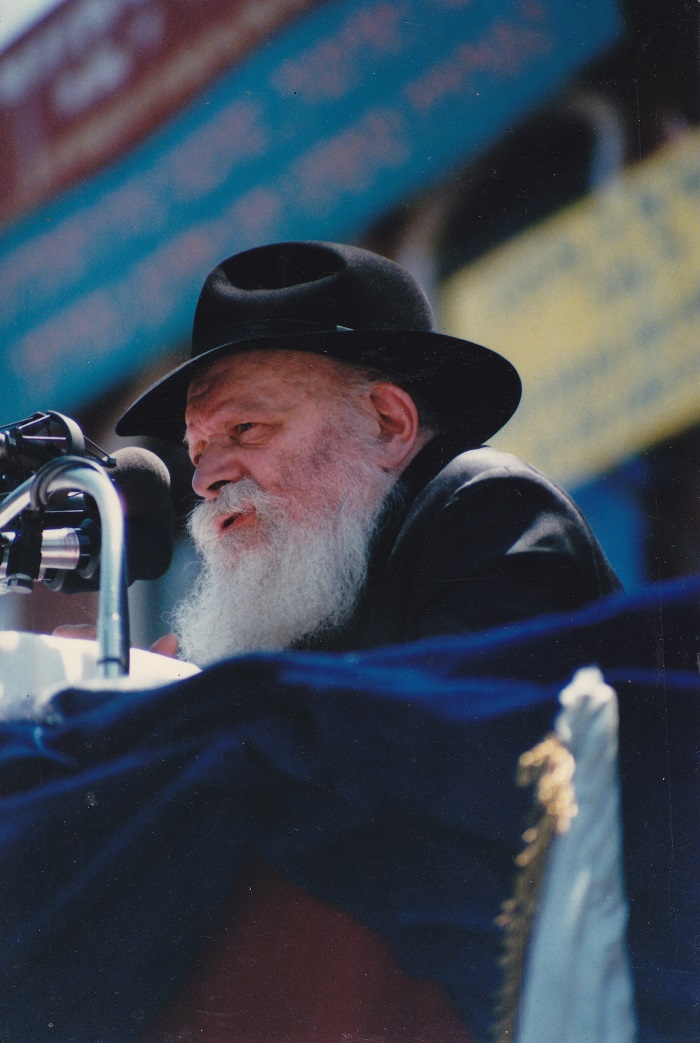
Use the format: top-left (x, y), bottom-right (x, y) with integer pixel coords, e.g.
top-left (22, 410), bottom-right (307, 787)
top-left (0, 0), bottom-right (620, 422)
top-left (0, 0), bottom-right (319, 227)
top-left (442, 128), bottom-right (700, 486)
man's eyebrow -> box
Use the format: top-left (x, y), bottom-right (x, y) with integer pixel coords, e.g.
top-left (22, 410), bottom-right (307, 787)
top-left (182, 394), bottom-right (292, 450)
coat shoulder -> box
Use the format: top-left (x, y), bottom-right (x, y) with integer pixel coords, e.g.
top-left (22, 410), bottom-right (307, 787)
top-left (408, 445), bottom-right (573, 522)
top-left (437, 445), bottom-right (562, 489)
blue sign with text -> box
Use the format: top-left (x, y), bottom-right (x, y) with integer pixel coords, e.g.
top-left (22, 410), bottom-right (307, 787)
top-left (0, 0), bottom-right (621, 423)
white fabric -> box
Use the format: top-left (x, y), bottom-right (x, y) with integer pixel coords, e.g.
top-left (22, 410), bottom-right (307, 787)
top-left (517, 666), bottom-right (636, 1043)
top-left (0, 630), bottom-right (199, 721)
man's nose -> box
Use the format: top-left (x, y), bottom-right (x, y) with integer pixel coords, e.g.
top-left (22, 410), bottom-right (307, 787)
top-left (191, 443), bottom-right (245, 499)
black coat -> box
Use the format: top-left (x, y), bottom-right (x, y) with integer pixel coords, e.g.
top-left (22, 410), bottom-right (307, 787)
top-left (316, 438), bottom-right (622, 652)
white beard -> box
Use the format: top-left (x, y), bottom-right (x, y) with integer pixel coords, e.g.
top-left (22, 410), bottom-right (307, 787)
top-left (170, 451), bottom-right (397, 666)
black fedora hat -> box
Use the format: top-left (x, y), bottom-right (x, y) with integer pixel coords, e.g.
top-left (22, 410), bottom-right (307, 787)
top-left (116, 241), bottom-right (521, 445)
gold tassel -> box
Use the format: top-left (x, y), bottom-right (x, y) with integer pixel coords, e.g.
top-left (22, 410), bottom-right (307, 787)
top-left (492, 733), bottom-right (578, 1041)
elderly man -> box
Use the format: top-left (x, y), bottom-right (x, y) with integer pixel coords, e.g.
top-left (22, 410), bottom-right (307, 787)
top-left (117, 240), bottom-right (619, 665)
top-left (41, 241), bottom-right (625, 1041)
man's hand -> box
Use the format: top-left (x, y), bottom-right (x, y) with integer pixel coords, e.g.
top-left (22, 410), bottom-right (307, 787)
top-left (53, 625), bottom-right (179, 659)
top-left (148, 633), bottom-right (179, 658)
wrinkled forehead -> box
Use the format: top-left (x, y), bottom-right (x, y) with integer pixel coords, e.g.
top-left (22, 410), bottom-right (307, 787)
top-left (186, 348), bottom-right (351, 406)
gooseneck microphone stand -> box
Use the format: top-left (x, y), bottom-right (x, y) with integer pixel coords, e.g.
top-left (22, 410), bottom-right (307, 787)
top-left (0, 413), bottom-right (129, 680)
top-left (0, 457), bottom-right (129, 679)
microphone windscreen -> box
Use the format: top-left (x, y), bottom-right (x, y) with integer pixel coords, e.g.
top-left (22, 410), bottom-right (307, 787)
top-left (110, 447), bottom-right (175, 582)
top-left (110, 447), bottom-right (172, 519)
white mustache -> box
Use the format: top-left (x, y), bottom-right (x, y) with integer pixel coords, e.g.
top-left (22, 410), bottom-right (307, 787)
top-left (189, 480), bottom-right (281, 548)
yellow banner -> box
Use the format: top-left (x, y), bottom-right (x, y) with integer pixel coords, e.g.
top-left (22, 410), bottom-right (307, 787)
top-left (441, 128), bottom-right (700, 484)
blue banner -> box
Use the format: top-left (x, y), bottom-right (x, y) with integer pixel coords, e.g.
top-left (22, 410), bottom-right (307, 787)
top-left (0, 0), bottom-right (621, 423)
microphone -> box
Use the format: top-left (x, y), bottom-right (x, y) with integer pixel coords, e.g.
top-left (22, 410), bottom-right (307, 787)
top-left (103, 446), bottom-right (175, 585)
top-left (0, 447), bottom-right (175, 592)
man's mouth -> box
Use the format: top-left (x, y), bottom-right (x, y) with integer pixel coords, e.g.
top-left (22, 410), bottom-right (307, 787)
top-left (217, 510), bottom-right (256, 534)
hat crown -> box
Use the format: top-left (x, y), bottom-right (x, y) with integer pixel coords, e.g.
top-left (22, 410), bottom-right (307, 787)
top-left (116, 240), bottom-right (521, 445)
top-left (192, 241), bottom-right (435, 356)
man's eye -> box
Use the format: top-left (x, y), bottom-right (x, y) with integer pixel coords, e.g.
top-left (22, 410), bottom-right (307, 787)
top-left (233, 422), bottom-right (255, 436)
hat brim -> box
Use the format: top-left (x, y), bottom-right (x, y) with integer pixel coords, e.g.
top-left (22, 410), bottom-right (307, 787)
top-left (115, 328), bottom-right (521, 447)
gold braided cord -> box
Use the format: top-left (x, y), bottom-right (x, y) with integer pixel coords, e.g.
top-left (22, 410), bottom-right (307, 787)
top-left (493, 733), bottom-right (577, 1042)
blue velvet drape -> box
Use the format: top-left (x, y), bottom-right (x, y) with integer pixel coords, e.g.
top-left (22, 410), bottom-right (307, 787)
top-left (0, 576), bottom-right (697, 1042)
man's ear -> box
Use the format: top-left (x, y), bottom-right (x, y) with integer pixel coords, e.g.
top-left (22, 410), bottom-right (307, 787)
top-left (368, 382), bottom-right (422, 470)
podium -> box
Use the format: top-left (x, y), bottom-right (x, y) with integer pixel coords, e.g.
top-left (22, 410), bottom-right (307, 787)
top-left (0, 630), bottom-right (199, 722)
top-left (0, 464), bottom-right (696, 1043)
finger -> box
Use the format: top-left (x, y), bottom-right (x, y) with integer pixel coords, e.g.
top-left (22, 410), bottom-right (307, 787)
top-left (150, 633), bottom-right (179, 658)
top-left (52, 624), bottom-right (97, 641)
